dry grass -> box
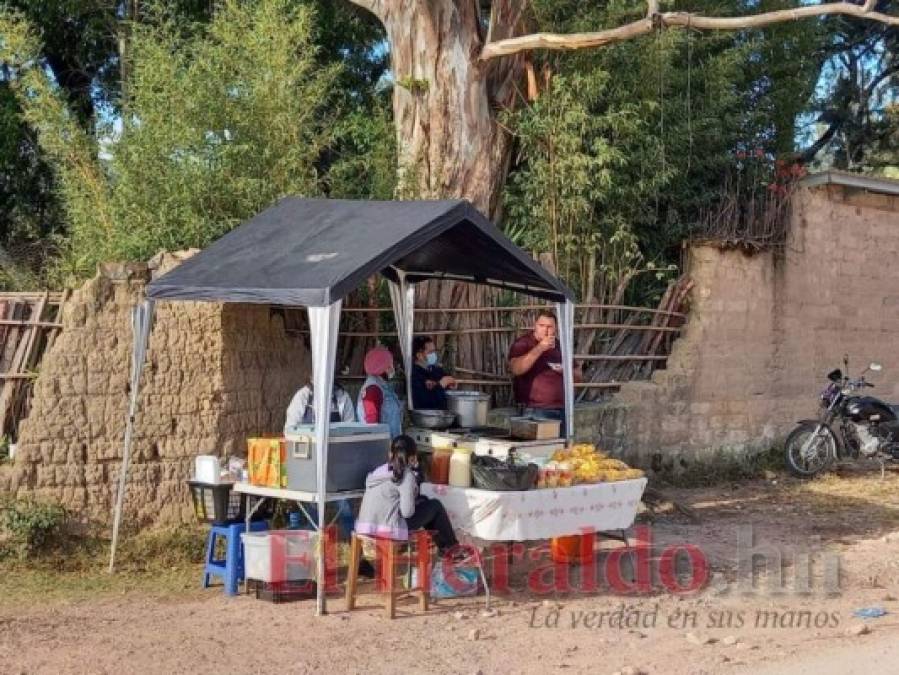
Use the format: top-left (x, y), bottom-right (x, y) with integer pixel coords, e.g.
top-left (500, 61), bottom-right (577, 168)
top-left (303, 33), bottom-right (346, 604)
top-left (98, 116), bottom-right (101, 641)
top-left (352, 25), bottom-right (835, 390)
top-left (0, 524), bottom-right (208, 609)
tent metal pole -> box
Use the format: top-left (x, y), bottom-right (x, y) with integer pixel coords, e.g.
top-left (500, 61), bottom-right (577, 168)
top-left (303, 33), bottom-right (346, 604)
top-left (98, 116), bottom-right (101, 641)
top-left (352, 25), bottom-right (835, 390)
top-left (556, 300), bottom-right (575, 441)
top-left (308, 301), bottom-right (341, 616)
top-left (403, 279), bottom-right (415, 411)
top-left (108, 299), bottom-right (155, 573)
top-left (388, 274), bottom-right (415, 411)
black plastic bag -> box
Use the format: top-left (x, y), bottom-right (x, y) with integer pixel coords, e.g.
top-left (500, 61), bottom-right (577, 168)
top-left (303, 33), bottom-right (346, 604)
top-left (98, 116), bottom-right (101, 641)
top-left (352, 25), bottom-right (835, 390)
top-left (470, 454), bottom-right (538, 491)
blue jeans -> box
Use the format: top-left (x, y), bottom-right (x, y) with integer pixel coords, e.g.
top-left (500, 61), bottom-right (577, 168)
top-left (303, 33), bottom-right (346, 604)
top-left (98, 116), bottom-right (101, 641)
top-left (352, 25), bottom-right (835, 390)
top-left (523, 407), bottom-right (566, 438)
top-left (299, 498), bottom-right (355, 539)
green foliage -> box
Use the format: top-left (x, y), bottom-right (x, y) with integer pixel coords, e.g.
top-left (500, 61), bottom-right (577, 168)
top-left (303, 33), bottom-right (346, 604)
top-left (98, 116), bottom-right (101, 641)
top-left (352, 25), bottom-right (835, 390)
top-left (1, 0), bottom-right (386, 280)
top-left (326, 101), bottom-right (397, 199)
top-left (503, 0), bottom-right (840, 303)
top-left (396, 76), bottom-right (428, 95)
top-left (800, 1), bottom-right (899, 171)
top-left (502, 71), bottom-right (669, 302)
top-left (867, 104), bottom-right (899, 176)
top-left (100, 0), bottom-right (339, 267)
top-left (1, 497), bottom-right (67, 558)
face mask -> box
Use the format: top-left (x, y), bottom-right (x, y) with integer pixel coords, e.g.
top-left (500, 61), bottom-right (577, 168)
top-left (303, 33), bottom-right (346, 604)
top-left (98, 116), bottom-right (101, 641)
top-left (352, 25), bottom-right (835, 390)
top-left (426, 352), bottom-right (439, 367)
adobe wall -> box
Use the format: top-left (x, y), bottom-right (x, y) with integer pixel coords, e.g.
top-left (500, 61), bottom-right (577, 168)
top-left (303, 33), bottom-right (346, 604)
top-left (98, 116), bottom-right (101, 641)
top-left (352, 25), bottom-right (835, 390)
top-left (595, 183), bottom-right (899, 473)
top-left (5, 180), bottom-right (899, 517)
top-left (0, 263), bottom-right (309, 527)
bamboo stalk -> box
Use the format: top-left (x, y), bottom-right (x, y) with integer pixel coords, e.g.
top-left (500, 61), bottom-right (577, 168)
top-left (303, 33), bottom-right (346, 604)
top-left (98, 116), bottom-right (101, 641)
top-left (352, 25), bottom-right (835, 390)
top-left (335, 303), bottom-right (686, 318)
top-left (576, 354), bottom-right (669, 361)
top-left (0, 319), bottom-right (63, 329)
top-left (286, 323), bottom-right (682, 337)
top-left (454, 366), bottom-right (508, 379)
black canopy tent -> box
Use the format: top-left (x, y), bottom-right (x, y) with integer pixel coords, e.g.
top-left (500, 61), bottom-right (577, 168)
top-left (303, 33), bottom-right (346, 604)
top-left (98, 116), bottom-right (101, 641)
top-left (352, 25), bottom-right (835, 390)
top-left (109, 198), bottom-right (575, 615)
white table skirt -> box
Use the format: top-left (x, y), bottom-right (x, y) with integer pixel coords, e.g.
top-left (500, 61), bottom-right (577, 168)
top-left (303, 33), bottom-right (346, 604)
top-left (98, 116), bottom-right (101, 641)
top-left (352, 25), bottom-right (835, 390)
top-left (420, 478), bottom-right (647, 542)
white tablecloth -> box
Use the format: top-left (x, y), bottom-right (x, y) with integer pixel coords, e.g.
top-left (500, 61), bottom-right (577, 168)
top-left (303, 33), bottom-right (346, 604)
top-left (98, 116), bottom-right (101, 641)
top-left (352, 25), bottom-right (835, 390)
top-left (420, 478), bottom-right (647, 542)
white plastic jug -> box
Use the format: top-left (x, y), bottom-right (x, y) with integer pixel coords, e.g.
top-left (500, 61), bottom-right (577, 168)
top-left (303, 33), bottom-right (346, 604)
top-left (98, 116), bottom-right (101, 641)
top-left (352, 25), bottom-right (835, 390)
top-left (195, 455), bottom-right (221, 484)
top-left (448, 448), bottom-right (472, 488)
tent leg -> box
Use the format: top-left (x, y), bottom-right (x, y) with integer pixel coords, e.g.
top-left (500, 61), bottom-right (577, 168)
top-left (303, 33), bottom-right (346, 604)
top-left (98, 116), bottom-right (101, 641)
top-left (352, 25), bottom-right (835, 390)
top-left (108, 300), bottom-right (154, 573)
top-left (308, 301), bottom-right (341, 616)
top-left (556, 300), bottom-right (575, 442)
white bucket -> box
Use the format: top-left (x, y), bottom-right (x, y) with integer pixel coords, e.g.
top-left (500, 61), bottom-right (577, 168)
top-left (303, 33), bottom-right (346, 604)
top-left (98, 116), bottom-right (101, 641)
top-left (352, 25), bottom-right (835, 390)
top-left (242, 530), bottom-right (318, 583)
top-left (194, 455), bottom-right (220, 484)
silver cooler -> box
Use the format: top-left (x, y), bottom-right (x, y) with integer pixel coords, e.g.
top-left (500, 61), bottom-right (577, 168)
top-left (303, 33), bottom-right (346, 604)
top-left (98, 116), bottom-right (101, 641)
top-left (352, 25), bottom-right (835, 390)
top-left (284, 423), bottom-right (391, 492)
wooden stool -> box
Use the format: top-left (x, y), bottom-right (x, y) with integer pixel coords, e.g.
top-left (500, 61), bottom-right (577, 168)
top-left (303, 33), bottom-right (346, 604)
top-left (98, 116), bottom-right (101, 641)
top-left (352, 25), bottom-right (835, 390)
top-left (345, 531), bottom-right (433, 619)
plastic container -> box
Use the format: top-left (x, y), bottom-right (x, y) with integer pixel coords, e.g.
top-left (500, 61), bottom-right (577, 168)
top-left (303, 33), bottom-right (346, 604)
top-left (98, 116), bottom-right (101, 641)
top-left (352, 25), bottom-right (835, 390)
top-left (187, 480), bottom-right (241, 524)
top-left (194, 455), bottom-right (221, 484)
top-left (429, 448), bottom-right (452, 484)
top-left (550, 534), bottom-right (594, 564)
top-left (187, 480), bottom-right (272, 525)
top-left (248, 579), bottom-right (317, 603)
top-left (284, 423), bottom-right (390, 492)
top-left (448, 448), bottom-right (472, 488)
top-left (242, 529), bottom-right (318, 583)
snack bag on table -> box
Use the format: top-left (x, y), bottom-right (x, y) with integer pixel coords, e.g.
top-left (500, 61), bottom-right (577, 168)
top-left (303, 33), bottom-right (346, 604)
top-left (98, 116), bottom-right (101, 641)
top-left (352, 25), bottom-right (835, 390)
top-left (247, 437), bottom-right (287, 488)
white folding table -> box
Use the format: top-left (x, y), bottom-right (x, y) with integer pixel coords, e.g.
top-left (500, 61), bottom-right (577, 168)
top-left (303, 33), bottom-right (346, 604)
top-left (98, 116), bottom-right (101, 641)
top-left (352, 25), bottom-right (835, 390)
top-left (232, 482), bottom-right (364, 592)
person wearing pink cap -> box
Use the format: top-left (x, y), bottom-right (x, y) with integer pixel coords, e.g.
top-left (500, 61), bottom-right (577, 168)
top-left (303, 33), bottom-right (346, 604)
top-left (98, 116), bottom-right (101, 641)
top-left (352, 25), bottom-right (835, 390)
top-left (356, 346), bottom-right (403, 438)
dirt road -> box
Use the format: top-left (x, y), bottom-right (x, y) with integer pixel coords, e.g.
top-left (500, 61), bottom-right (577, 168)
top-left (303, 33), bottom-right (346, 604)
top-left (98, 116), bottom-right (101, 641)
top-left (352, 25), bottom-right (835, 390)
top-left (3, 470), bottom-right (899, 674)
top-left (738, 633), bottom-right (899, 675)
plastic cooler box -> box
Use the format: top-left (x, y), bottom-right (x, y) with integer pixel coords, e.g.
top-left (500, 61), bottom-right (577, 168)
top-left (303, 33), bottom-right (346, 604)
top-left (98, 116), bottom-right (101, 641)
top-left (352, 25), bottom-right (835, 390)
top-left (284, 423), bottom-right (390, 492)
top-left (242, 530), bottom-right (318, 583)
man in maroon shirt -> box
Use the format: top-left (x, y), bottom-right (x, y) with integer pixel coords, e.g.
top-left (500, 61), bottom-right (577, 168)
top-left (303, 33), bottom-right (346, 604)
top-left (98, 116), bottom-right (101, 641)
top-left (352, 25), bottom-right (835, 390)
top-left (508, 311), bottom-right (579, 435)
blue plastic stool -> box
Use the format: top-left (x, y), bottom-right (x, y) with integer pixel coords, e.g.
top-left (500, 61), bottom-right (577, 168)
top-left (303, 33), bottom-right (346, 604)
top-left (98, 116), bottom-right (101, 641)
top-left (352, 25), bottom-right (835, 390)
top-left (202, 520), bottom-right (268, 596)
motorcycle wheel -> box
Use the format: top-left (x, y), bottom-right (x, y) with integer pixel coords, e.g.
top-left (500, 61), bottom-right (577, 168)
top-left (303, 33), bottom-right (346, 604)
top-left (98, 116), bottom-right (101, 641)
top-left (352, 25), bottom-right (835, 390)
top-left (784, 423), bottom-right (836, 478)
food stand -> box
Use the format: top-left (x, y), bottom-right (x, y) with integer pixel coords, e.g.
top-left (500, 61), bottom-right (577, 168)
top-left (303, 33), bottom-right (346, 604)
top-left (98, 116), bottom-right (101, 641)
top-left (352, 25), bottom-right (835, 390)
top-left (421, 479), bottom-right (646, 542)
top-left (108, 198), bottom-right (584, 615)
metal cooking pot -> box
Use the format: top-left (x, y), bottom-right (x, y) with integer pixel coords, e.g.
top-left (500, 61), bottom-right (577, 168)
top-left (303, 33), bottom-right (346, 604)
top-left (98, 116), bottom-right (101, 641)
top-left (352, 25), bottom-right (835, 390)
top-left (445, 390), bottom-right (490, 428)
top-left (410, 409), bottom-right (457, 430)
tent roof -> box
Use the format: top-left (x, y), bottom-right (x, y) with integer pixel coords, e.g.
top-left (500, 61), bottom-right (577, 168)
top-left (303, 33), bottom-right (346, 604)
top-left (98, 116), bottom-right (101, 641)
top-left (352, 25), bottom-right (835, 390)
top-left (147, 198), bottom-right (573, 306)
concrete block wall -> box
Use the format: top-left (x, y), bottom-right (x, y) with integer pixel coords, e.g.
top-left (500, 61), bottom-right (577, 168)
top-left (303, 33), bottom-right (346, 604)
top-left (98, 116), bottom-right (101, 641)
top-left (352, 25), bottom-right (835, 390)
top-left (592, 183), bottom-right (899, 474)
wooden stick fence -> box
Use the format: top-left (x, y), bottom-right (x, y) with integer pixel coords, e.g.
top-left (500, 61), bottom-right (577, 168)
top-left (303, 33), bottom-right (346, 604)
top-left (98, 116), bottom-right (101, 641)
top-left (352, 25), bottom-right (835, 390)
top-left (0, 290), bottom-right (70, 440)
top-left (0, 277), bottom-right (691, 438)
top-left (283, 277), bottom-right (692, 405)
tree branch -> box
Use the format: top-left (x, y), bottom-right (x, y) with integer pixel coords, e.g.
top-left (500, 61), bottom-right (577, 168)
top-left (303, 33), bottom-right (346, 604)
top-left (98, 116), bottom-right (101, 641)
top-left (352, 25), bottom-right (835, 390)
top-left (480, 3), bottom-right (899, 60)
top-left (798, 116), bottom-right (844, 164)
top-left (344, 0), bottom-right (385, 23)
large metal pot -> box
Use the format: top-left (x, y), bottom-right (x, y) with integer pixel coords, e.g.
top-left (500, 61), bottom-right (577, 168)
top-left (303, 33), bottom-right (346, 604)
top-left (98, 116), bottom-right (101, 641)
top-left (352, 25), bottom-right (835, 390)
top-left (445, 390), bottom-right (490, 428)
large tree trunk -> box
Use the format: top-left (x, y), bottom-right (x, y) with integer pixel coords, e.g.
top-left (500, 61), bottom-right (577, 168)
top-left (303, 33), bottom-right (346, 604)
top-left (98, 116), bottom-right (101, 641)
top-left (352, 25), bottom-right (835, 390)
top-left (356, 0), bottom-right (899, 218)
top-left (376, 1), bottom-right (524, 217)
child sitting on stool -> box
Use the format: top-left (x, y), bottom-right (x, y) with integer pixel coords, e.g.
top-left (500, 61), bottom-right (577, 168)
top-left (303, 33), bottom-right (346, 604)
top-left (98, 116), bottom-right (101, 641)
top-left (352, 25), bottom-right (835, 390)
top-left (356, 435), bottom-right (459, 556)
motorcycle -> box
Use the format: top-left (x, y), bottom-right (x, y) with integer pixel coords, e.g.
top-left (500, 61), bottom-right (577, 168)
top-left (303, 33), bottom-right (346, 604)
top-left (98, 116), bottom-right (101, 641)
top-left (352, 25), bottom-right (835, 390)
top-left (785, 356), bottom-right (899, 478)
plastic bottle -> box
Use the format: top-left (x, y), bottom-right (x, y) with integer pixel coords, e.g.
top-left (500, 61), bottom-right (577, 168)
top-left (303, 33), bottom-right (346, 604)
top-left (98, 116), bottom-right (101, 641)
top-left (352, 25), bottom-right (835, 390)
top-left (448, 448), bottom-right (472, 488)
top-left (430, 449), bottom-right (452, 485)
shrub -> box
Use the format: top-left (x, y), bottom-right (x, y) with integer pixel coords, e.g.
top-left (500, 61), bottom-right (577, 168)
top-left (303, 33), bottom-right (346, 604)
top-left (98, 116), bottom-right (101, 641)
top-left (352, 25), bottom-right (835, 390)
top-left (1, 498), bottom-right (67, 557)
